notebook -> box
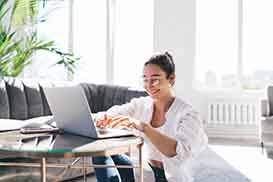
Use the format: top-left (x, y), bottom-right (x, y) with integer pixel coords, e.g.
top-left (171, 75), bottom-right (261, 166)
top-left (0, 116), bottom-right (54, 132)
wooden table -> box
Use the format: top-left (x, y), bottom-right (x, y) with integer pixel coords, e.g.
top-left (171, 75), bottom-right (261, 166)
top-left (0, 131), bottom-right (144, 182)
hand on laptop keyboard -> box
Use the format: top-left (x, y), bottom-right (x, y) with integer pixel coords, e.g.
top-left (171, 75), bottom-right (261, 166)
top-left (96, 114), bottom-right (145, 132)
top-left (96, 114), bottom-right (132, 129)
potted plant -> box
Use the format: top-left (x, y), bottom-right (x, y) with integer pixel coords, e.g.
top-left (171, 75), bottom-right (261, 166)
top-left (0, 0), bottom-right (79, 78)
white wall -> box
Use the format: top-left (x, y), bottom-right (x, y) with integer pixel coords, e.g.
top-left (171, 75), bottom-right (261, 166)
top-left (154, 0), bottom-right (207, 117)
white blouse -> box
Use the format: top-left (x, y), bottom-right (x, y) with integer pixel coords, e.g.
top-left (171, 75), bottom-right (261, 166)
top-left (97, 96), bottom-right (208, 182)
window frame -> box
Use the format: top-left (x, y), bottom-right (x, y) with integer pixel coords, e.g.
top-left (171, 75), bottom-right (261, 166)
top-left (195, 0), bottom-right (269, 93)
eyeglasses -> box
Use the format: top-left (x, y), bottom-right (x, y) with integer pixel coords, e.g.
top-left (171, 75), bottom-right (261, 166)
top-left (142, 78), bottom-right (162, 86)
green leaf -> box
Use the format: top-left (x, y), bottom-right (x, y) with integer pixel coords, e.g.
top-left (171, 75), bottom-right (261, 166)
top-left (10, 0), bottom-right (39, 27)
top-left (0, 0), bottom-right (80, 77)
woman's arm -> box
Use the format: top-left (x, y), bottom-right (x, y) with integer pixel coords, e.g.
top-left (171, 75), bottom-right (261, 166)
top-left (141, 123), bottom-right (178, 157)
top-left (170, 109), bottom-right (208, 164)
top-left (130, 106), bottom-right (207, 160)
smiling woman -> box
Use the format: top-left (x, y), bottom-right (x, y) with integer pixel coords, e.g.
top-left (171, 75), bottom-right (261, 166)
top-left (93, 52), bottom-right (208, 182)
top-left (142, 52), bottom-right (176, 99)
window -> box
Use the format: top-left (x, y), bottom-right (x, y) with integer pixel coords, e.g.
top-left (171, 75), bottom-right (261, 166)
top-left (242, 0), bottom-right (273, 90)
top-left (195, 0), bottom-right (273, 90)
top-left (26, 0), bottom-right (70, 80)
top-left (73, 0), bottom-right (107, 84)
top-left (25, 0), bottom-right (153, 87)
top-left (113, 0), bottom-right (154, 88)
top-left (195, 0), bottom-right (238, 90)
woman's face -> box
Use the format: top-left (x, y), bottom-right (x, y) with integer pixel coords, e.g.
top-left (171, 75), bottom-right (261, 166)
top-left (142, 64), bottom-right (175, 99)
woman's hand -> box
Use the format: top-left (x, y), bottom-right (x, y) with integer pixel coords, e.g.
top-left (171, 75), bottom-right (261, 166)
top-left (127, 118), bottom-right (147, 132)
top-left (96, 114), bottom-right (146, 132)
top-left (95, 114), bottom-right (112, 128)
top-left (96, 114), bottom-right (132, 129)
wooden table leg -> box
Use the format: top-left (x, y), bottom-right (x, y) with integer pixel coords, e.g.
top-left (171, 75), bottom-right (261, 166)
top-left (41, 158), bottom-right (46, 182)
top-left (139, 144), bottom-right (143, 182)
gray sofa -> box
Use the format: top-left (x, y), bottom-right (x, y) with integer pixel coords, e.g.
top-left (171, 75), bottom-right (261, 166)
top-left (0, 77), bottom-right (147, 181)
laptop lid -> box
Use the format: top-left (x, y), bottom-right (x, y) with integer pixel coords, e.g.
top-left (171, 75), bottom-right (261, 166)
top-left (43, 86), bottom-right (134, 139)
top-left (43, 86), bottom-right (98, 138)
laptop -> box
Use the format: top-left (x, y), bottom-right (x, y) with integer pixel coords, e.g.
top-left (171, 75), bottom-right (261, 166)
top-left (43, 86), bottom-right (135, 139)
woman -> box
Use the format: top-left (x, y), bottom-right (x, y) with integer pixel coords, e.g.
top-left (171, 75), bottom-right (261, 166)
top-left (93, 52), bottom-right (208, 182)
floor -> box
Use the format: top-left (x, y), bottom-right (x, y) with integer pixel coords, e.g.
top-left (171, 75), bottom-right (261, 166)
top-left (71, 138), bottom-right (273, 182)
top-left (203, 145), bottom-right (273, 182)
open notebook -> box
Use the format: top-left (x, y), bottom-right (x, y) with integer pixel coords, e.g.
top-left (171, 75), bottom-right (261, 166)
top-left (0, 116), bottom-right (54, 132)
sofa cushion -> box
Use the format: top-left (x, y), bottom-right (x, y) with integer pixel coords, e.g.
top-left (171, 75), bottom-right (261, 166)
top-left (80, 83), bottom-right (97, 112)
top-left (38, 80), bottom-right (54, 116)
top-left (126, 88), bottom-right (147, 103)
top-left (5, 78), bottom-right (28, 120)
top-left (23, 80), bottom-right (44, 118)
top-left (80, 83), bottom-right (127, 112)
top-left (80, 83), bottom-right (147, 113)
top-left (0, 79), bottom-right (9, 119)
top-left (101, 84), bottom-right (128, 110)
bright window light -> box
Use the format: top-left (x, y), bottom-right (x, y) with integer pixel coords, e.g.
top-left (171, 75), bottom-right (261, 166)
top-left (28, 0), bottom-right (69, 80)
top-left (195, 0), bottom-right (238, 89)
top-left (196, 0), bottom-right (273, 90)
top-left (242, 0), bottom-right (273, 89)
top-left (73, 0), bottom-right (107, 84)
top-left (113, 0), bottom-right (154, 88)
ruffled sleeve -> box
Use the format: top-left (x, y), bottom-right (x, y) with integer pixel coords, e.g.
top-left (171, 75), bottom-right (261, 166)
top-left (169, 107), bottom-right (208, 165)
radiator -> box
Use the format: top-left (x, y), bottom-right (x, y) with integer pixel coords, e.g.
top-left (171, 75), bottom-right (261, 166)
top-left (206, 97), bottom-right (261, 139)
top-left (207, 98), bottom-right (259, 126)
